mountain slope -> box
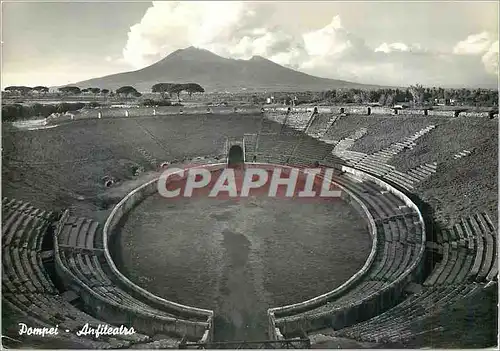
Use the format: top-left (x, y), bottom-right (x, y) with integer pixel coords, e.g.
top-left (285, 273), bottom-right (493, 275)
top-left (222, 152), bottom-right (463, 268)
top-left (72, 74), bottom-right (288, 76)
top-left (71, 47), bottom-right (381, 92)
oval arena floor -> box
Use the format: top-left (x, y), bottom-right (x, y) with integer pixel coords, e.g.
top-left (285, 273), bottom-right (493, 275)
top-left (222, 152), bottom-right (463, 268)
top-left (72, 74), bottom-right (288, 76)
top-left (1, 108), bottom-right (497, 349)
top-left (112, 192), bottom-right (370, 341)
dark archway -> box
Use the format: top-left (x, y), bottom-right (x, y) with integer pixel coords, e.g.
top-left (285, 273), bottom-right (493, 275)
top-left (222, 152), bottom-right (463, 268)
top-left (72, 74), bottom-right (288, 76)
top-left (393, 108), bottom-right (399, 115)
top-left (454, 110), bottom-right (460, 117)
top-left (367, 107), bottom-right (371, 116)
top-left (340, 107), bottom-right (345, 114)
top-left (228, 144), bottom-right (245, 168)
top-left (313, 106), bottom-right (318, 114)
top-left (424, 109), bottom-right (428, 116)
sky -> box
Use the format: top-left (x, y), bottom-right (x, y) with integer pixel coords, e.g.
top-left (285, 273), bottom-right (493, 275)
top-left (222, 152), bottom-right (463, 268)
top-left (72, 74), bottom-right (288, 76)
top-left (2, 1), bottom-right (499, 88)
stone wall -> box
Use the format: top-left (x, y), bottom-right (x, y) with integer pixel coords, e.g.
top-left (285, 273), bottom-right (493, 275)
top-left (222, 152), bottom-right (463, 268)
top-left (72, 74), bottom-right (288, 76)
top-left (370, 106), bottom-right (395, 115)
top-left (427, 109), bottom-right (456, 117)
top-left (398, 109), bottom-right (426, 116)
top-left (460, 111), bottom-right (491, 118)
top-left (345, 106), bottom-right (368, 115)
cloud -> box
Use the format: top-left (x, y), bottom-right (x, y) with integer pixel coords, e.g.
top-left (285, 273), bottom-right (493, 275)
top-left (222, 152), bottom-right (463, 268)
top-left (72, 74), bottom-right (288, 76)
top-left (482, 41), bottom-right (499, 75)
top-left (453, 32), bottom-right (499, 77)
top-left (453, 32), bottom-right (495, 55)
top-left (374, 42), bottom-right (426, 54)
top-left (122, 1), bottom-right (499, 87)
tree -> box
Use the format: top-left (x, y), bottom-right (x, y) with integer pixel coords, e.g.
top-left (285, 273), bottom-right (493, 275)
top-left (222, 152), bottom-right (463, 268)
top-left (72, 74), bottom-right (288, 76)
top-left (116, 86), bottom-right (140, 101)
top-left (116, 86), bottom-right (139, 96)
top-left (32, 86), bottom-right (49, 95)
top-left (183, 83), bottom-right (205, 98)
top-left (409, 84), bottom-right (425, 106)
top-left (152, 83), bottom-right (175, 99)
top-left (88, 87), bottom-right (101, 100)
top-left (101, 89), bottom-right (110, 101)
top-left (167, 84), bottom-right (185, 102)
top-left (4, 86), bottom-right (32, 95)
top-left (58, 86), bottom-right (81, 95)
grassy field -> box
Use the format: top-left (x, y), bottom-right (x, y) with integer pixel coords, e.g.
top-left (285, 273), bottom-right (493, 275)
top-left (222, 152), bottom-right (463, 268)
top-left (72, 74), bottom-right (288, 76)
top-left (320, 114), bottom-right (497, 223)
top-left (390, 116), bottom-right (497, 223)
top-left (2, 113), bottom-right (262, 211)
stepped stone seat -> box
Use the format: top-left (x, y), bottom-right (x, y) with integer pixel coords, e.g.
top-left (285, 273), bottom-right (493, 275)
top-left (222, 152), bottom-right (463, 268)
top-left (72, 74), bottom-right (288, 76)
top-left (334, 283), bottom-right (480, 343)
top-left (486, 258), bottom-right (498, 281)
top-left (3, 203), bottom-right (30, 245)
top-left (2, 200), bottom-right (55, 254)
top-left (456, 248), bottom-right (475, 283)
top-left (273, 172), bottom-right (424, 336)
top-left (381, 174), bottom-right (414, 191)
top-left (427, 213), bottom-right (498, 284)
top-left (424, 243), bottom-right (449, 286)
top-left (29, 250), bottom-right (57, 293)
top-left (355, 163), bottom-right (386, 177)
top-left (294, 141), bottom-right (332, 159)
top-left (60, 216), bottom-right (100, 249)
top-left (390, 169), bottom-right (420, 183)
top-left (437, 247), bottom-right (458, 284)
top-left (479, 233), bottom-right (494, 280)
top-left (58, 249), bottom-right (203, 326)
top-left (306, 114), bottom-right (335, 136)
top-left (447, 249), bottom-right (467, 284)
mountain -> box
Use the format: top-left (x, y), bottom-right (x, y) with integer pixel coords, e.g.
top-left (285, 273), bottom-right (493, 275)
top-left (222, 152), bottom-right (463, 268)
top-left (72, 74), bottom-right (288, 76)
top-left (70, 46), bottom-right (381, 92)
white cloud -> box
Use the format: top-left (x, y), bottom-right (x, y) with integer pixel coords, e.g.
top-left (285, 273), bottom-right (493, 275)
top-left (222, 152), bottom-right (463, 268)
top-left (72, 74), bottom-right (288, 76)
top-left (453, 32), bottom-right (498, 78)
top-left (122, 1), bottom-right (499, 87)
top-left (374, 42), bottom-right (426, 54)
top-left (482, 41), bottom-right (499, 75)
top-left (453, 32), bottom-right (495, 55)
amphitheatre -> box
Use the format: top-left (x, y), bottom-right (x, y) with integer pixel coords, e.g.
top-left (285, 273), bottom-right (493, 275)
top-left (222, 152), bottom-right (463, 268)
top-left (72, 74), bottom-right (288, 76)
top-left (1, 101), bottom-right (498, 349)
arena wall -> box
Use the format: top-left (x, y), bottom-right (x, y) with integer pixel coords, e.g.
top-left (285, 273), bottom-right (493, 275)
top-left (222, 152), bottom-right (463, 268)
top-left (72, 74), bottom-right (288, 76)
top-left (267, 165), bottom-right (426, 339)
top-left (102, 177), bottom-right (215, 341)
top-left (102, 162), bottom-right (383, 341)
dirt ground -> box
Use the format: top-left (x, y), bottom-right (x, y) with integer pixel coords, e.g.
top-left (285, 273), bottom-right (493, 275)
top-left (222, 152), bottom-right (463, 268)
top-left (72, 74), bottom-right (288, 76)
top-left (111, 191), bottom-right (371, 341)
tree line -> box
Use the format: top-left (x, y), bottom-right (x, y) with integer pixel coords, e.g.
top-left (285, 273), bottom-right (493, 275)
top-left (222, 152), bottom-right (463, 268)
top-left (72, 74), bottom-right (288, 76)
top-left (3, 83), bottom-right (496, 107)
top-left (290, 85), bottom-right (498, 107)
top-left (2, 82), bottom-right (205, 101)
